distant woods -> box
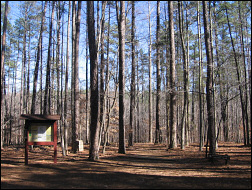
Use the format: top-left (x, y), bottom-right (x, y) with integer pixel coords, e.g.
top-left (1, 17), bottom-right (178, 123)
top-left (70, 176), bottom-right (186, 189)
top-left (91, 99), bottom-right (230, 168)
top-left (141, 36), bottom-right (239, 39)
top-left (1, 1), bottom-right (251, 157)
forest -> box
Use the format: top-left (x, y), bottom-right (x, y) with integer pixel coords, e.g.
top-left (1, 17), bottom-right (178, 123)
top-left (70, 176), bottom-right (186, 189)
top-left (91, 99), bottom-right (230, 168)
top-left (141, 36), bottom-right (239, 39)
top-left (1, 1), bottom-right (251, 159)
top-left (1, 1), bottom-right (251, 189)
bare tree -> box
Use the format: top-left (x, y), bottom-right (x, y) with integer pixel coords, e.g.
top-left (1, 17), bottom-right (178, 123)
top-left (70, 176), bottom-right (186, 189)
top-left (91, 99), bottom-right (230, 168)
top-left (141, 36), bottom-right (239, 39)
top-left (43, 1), bottom-right (55, 115)
top-left (197, 1), bottom-right (204, 151)
top-left (56, 1), bottom-right (62, 115)
top-left (164, 1), bottom-right (170, 148)
top-left (203, 1), bottom-right (216, 155)
top-left (62, 1), bottom-right (71, 156)
top-left (116, 1), bottom-right (126, 154)
top-left (178, 1), bottom-right (187, 150)
top-left (155, 1), bottom-right (161, 144)
top-left (129, 1), bottom-right (135, 147)
top-left (237, 2), bottom-right (250, 146)
top-left (148, 1), bottom-right (153, 144)
top-left (85, 2), bottom-right (89, 145)
top-left (31, 1), bottom-right (47, 114)
top-left (87, 1), bottom-right (100, 161)
top-left (98, 1), bottom-right (107, 149)
top-left (72, 1), bottom-right (81, 153)
top-left (1, 1), bottom-right (8, 149)
top-left (169, 1), bottom-right (177, 149)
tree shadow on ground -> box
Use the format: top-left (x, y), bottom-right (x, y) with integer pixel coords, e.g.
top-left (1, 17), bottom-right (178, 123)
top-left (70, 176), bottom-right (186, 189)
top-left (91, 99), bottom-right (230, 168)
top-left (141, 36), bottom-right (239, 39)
top-left (1, 160), bottom-right (251, 189)
top-left (1, 143), bottom-right (251, 189)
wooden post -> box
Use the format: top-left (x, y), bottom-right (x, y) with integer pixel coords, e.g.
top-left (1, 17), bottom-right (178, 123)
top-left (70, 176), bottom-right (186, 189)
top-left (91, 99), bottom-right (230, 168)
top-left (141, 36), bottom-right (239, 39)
top-left (25, 122), bottom-right (29, 165)
top-left (54, 121), bottom-right (57, 163)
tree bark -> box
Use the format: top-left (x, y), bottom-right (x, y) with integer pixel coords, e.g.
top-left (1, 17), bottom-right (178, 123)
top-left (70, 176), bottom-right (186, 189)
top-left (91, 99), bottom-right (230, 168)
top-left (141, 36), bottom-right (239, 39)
top-left (60, 1), bottom-right (65, 156)
top-left (164, 1), bottom-right (170, 148)
top-left (178, 1), bottom-right (188, 150)
top-left (98, 1), bottom-right (107, 149)
top-left (197, 1), bottom-right (204, 151)
top-left (129, 1), bottom-right (135, 147)
top-left (71, 1), bottom-right (76, 152)
top-left (148, 1), bottom-right (153, 144)
top-left (72, 1), bottom-right (81, 153)
top-left (203, 1), bottom-right (216, 155)
top-left (26, 24), bottom-right (31, 114)
top-left (155, 1), bottom-right (161, 144)
top-left (56, 1), bottom-right (62, 116)
top-left (87, 1), bottom-right (100, 161)
top-left (85, 2), bottom-right (89, 145)
top-left (1, 1), bottom-right (8, 149)
top-left (117, 1), bottom-right (126, 154)
top-left (213, 1), bottom-right (228, 142)
top-left (43, 1), bottom-right (55, 115)
top-left (31, 1), bottom-right (47, 114)
top-left (22, 6), bottom-right (28, 115)
top-left (226, 6), bottom-right (248, 146)
top-left (103, 3), bottom-right (111, 153)
top-left (238, 1), bottom-right (250, 146)
top-left (168, 1), bottom-right (177, 149)
top-left (63, 1), bottom-right (71, 156)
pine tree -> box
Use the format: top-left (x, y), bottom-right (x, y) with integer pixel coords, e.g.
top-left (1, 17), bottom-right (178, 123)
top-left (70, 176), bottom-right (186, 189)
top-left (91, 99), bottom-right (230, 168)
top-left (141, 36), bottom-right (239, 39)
top-left (169, 1), bottom-right (177, 149)
top-left (88, 1), bottom-right (99, 161)
top-left (155, 1), bottom-right (161, 144)
top-left (129, 1), bottom-right (135, 147)
top-left (117, 1), bottom-right (126, 154)
top-left (203, 1), bottom-right (216, 155)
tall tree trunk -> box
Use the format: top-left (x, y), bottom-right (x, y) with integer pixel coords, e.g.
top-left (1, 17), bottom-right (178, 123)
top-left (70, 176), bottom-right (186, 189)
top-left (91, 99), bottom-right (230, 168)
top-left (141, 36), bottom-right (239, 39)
top-left (198, 1), bottom-right (204, 151)
top-left (178, 1), bottom-right (188, 150)
top-left (86, 8), bottom-right (89, 145)
top-left (213, 2), bottom-right (228, 142)
top-left (209, 3), bottom-right (218, 150)
top-left (98, 1), bottom-right (107, 149)
top-left (59, 1), bottom-right (65, 156)
top-left (64, 1), bottom-right (71, 156)
top-left (203, 1), bottom-right (216, 155)
top-left (44, 1), bottom-right (55, 115)
top-left (22, 7), bottom-right (28, 115)
top-left (129, 1), bottom-right (135, 147)
top-left (56, 1), bottom-right (62, 115)
top-left (238, 1), bottom-right (250, 146)
top-left (27, 24), bottom-right (31, 114)
top-left (51, 38), bottom-right (55, 113)
top-left (185, 2), bottom-right (190, 146)
top-left (1, 1), bottom-right (8, 149)
top-left (87, 1), bottom-right (99, 161)
top-left (103, 3), bottom-right (111, 153)
top-left (148, 1), bottom-right (153, 144)
top-left (136, 59), bottom-right (140, 143)
top-left (96, 1), bottom-right (100, 43)
top-left (72, 1), bottom-right (81, 153)
top-left (103, 83), bottom-right (119, 153)
top-left (17, 34), bottom-right (23, 144)
top-left (165, 1), bottom-right (170, 148)
top-left (191, 45), bottom-right (196, 143)
top-left (40, 22), bottom-right (43, 113)
top-left (168, 1), bottom-right (177, 149)
top-left (226, 6), bottom-right (248, 146)
top-left (155, 1), bottom-right (161, 144)
top-left (31, 1), bottom-right (47, 114)
top-left (117, 1), bottom-right (126, 154)
top-left (71, 1), bottom-right (76, 152)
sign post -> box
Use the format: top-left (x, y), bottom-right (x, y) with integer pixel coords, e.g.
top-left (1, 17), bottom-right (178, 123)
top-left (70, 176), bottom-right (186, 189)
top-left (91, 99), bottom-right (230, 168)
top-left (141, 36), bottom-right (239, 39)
top-left (20, 114), bottom-right (60, 165)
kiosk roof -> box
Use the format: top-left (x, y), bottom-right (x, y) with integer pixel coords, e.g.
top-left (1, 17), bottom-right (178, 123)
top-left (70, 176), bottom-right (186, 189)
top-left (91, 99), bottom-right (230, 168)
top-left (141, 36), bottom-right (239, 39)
top-left (20, 114), bottom-right (61, 121)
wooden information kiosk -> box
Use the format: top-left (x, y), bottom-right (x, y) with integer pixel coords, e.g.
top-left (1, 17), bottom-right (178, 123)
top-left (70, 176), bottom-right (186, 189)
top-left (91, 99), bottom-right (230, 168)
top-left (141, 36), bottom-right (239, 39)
top-left (20, 114), bottom-right (60, 165)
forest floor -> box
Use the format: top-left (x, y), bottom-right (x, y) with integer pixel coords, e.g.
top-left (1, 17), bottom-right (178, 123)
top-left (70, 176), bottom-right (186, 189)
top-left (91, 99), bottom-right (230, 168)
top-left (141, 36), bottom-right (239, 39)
top-left (1, 142), bottom-right (251, 189)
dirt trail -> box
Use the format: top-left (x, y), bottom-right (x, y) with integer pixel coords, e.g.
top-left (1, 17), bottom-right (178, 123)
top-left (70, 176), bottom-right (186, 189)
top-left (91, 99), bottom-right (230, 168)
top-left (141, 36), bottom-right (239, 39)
top-left (1, 142), bottom-right (251, 189)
